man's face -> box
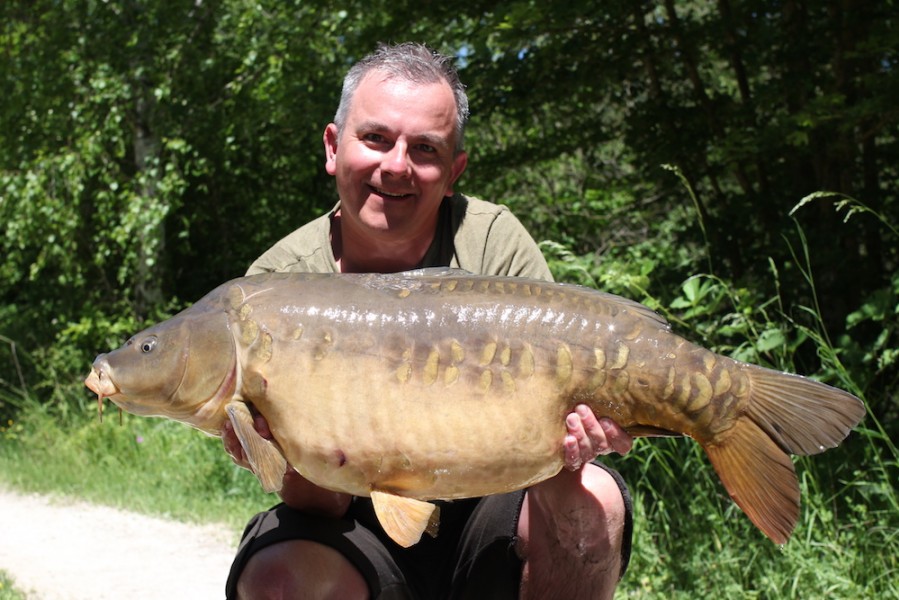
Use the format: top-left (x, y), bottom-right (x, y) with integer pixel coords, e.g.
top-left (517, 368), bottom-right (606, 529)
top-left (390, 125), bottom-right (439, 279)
top-left (324, 72), bottom-right (468, 242)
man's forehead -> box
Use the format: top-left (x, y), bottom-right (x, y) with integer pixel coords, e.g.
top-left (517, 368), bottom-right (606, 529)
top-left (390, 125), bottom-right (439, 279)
top-left (348, 74), bottom-right (457, 136)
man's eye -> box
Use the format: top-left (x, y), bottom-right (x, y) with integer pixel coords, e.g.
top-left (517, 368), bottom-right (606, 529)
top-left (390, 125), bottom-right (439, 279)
top-left (416, 144), bottom-right (437, 154)
top-left (363, 133), bottom-right (387, 144)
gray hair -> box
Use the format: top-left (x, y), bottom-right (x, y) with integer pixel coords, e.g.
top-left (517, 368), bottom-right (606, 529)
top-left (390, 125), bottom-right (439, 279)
top-left (333, 42), bottom-right (470, 152)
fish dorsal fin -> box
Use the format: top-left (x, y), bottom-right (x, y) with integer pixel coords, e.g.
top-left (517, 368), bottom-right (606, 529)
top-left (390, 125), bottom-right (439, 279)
top-left (370, 490), bottom-right (440, 548)
top-left (587, 289), bottom-right (671, 331)
top-left (225, 401), bottom-right (287, 494)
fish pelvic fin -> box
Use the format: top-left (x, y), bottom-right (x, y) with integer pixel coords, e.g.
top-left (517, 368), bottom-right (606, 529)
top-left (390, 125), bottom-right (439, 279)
top-left (225, 401), bottom-right (287, 494)
top-left (370, 491), bottom-right (440, 548)
top-left (704, 418), bottom-right (799, 544)
top-left (742, 365), bottom-right (866, 456)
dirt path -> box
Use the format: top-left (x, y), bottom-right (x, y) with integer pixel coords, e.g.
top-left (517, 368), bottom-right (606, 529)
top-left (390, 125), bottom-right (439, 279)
top-left (0, 488), bottom-right (238, 599)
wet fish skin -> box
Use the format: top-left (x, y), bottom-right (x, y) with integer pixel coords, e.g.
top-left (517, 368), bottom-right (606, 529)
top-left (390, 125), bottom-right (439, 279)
top-left (84, 270), bottom-right (865, 547)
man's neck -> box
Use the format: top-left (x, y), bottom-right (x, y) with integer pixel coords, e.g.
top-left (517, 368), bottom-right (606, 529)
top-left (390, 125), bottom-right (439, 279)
top-left (330, 214), bottom-right (435, 273)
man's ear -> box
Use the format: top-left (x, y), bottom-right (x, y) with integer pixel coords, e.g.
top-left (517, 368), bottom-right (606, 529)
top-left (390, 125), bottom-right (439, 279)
top-left (444, 151), bottom-right (468, 197)
top-left (324, 123), bottom-right (339, 175)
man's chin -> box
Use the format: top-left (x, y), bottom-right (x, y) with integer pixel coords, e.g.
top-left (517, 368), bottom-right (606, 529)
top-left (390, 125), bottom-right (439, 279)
top-left (359, 201), bottom-right (417, 229)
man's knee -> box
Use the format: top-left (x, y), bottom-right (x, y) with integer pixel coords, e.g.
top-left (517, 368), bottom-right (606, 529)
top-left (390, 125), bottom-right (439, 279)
top-left (237, 540), bottom-right (369, 600)
top-left (517, 464), bottom-right (630, 599)
top-left (582, 464), bottom-right (627, 553)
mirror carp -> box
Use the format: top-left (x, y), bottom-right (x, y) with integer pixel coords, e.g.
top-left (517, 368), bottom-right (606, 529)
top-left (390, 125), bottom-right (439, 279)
top-left (84, 270), bottom-right (864, 547)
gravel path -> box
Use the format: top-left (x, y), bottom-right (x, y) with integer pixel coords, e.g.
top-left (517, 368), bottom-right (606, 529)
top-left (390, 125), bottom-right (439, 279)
top-left (0, 488), bottom-right (238, 599)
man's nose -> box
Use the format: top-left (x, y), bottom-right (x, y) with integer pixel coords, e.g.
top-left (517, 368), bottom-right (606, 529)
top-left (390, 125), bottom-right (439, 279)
top-left (381, 142), bottom-right (411, 176)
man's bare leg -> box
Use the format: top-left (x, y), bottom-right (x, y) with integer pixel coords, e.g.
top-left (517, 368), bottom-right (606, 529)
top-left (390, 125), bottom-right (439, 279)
top-left (517, 464), bottom-right (626, 600)
top-left (517, 406), bottom-right (631, 600)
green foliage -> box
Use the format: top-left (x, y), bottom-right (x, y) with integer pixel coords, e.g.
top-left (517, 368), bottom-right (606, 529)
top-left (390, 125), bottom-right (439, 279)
top-left (0, 0), bottom-right (349, 420)
top-left (540, 169), bottom-right (898, 597)
top-left (557, 189), bottom-right (899, 598)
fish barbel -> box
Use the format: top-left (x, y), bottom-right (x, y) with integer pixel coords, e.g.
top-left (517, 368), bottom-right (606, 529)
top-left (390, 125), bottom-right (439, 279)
top-left (84, 270), bottom-right (864, 547)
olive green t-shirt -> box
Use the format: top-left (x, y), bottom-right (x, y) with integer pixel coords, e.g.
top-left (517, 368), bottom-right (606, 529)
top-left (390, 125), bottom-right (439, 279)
top-left (246, 194), bottom-right (553, 281)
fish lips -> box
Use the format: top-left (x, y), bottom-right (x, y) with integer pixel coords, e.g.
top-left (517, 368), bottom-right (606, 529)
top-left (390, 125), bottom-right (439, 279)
top-left (85, 358), bottom-right (121, 421)
top-left (84, 358), bottom-right (119, 398)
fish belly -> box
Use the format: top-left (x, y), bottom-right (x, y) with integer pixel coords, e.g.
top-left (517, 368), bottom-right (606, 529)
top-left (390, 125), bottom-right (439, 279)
top-left (258, 347), bottom-right (569, 500)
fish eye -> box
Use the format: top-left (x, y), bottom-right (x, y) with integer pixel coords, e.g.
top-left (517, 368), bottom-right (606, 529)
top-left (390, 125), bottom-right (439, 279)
top-left (140, 337), bottom-right (157, 353)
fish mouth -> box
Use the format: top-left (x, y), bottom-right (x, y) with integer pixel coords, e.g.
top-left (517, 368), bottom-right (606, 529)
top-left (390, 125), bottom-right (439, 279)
top-left (84, 362), bottom-right (120, 421)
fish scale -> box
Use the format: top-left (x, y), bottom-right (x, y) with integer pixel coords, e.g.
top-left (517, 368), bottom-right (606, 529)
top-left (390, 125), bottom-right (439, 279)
top-left (84, 269), bottom-right (865, 548)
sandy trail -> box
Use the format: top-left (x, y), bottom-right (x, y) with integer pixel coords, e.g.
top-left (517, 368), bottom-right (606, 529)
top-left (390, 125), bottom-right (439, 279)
top-left (0, 488), bottom-right (237, 599)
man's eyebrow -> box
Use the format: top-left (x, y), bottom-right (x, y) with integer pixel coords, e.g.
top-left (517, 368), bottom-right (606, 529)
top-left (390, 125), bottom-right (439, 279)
top-left (355, 120), bottom-right (390, 134)
top-left (415, 132), bottom-right (452, 150)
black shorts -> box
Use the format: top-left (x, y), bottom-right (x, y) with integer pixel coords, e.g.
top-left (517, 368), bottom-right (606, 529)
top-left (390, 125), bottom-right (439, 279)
top-left (225, 463), bottom-right (632, 599)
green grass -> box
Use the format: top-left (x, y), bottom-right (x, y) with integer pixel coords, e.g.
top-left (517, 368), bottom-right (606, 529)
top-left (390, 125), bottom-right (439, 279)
top-left (604, 435), bottom-right (898, 599)
top-left (0, 402), bottom-right (273, 536)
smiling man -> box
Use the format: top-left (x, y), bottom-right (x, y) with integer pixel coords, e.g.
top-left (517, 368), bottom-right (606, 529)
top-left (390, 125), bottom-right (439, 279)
top-left (224, 43), bottom-right (634, 600)
top-left (324, 71), bottom-right (468, 273)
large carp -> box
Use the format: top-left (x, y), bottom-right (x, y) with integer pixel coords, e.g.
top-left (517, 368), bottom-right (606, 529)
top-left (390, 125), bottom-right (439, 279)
top-left (84, 270), bottom-right (864, 547)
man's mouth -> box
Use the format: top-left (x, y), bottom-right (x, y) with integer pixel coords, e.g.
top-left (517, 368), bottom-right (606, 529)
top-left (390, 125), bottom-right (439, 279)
top-left (369, 185), bottom-right (413, 199)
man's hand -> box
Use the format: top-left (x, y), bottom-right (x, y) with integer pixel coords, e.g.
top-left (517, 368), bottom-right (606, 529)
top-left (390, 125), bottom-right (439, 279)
top-left (562, 404), bottom-right (633, 470)
top-left (222, 409), bottom-right (352, 518)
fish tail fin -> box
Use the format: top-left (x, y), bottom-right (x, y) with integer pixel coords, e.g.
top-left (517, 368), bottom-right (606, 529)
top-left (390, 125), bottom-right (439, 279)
top-left (703, 365), bottom-right (865, 544)
top-left (703, 418), bottom-right (799, 544)
top-left (741, 365), bottom-right (866, 456)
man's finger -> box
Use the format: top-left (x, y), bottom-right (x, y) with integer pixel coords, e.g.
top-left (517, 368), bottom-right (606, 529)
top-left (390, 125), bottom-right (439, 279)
top-left (563, 434), bottom-right (583, 471)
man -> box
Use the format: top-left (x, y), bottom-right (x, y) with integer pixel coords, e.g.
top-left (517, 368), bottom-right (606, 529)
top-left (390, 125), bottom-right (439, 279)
top-left (224, 42), bottom-right (634, 600)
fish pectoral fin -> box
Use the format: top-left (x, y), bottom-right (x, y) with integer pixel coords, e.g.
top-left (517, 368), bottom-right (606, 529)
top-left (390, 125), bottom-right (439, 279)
top-left (225, 401), bottom-right (287, 494)
top-left (370, 491), bottom-right (440, 548)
